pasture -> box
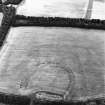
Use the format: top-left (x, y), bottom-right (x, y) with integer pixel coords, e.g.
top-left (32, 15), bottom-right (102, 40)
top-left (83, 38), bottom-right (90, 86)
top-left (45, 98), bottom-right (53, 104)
top-left (0, 27), bottom-right (104, 101)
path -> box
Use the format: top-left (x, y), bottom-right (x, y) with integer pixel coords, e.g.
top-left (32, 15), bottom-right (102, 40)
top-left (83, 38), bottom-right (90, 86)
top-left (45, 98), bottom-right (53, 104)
top-left (0, 13), bottom-right (3, 25)
top-left (85, 0), bottom-right (93, 19)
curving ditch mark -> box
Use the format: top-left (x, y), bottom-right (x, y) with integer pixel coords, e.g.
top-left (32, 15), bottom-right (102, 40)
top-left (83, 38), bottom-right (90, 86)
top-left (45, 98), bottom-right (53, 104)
top-left (35, 91), bottom-right (63, 101)
top-left (62, 66), bottom-right (75, 101)
top-left (28, 60), bottom-right (75, 102)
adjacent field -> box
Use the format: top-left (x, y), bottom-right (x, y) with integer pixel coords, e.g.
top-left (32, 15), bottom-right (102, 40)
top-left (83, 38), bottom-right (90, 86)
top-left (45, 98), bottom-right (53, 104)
top-left (17, 0), bottom-right (89, 18)
top-left (0, 27), bottom-right (104, 101)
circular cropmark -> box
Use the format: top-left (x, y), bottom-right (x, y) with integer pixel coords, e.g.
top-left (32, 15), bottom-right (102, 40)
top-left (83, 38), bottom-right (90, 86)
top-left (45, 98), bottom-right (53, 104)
top-left (29, 62), bottom-right (75, 101)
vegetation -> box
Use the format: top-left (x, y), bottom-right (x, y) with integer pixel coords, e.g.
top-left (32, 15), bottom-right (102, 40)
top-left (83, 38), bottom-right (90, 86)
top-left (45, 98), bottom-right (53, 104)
top-left (0, 92), bottom-right (30, 105)
top-left (0, 5), bottom-right (16, 47)
top-left (2, 0), bottom-right (23, 5)
top-left (13, 15), bottom-right (105, 30)
top-left (0, 92), bottom-right (104, 105)
top-left (0, 4), bottom-right (2, 12)
top-left (0, 4), bottom-right (105, 105)
top-left (32, 97), bottom-right (105, 105)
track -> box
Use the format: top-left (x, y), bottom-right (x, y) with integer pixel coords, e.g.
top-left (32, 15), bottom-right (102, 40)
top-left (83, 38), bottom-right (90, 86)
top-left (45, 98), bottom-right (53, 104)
top-left (85, 0), bottom-right (93, 19)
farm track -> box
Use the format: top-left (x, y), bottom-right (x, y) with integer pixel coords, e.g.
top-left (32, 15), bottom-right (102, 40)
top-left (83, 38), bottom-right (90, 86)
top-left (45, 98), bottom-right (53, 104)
top-left (85, 0), bottom-right (93, 19)
top-left (0, 13), bottom-right (3, 26)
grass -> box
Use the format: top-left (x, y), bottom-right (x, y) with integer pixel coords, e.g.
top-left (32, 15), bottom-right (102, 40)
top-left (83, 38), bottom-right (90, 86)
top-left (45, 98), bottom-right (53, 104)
top-left (0, 4), bottom-right (105, 105)
top-left (0, 27), bottom-right (104, 100)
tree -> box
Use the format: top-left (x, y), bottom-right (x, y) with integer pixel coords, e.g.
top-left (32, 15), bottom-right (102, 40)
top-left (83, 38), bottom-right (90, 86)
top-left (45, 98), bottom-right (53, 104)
top-left (0, 0), bottom-right (2, 4)
top-left (2, 0), bottom-right (24, 5)
top-left (0, 0), bottom-right (2, 12)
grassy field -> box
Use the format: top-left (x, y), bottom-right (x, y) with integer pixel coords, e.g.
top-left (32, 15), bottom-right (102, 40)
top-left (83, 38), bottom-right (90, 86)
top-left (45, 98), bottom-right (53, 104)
top-left (17, 0), bottom-right (89, 18)
top-left (0, 27), bottom-right (104, 101)
top-left (91, 0), bottom-right (105, 20)
top-left (17, 0), bottom-right (105, 19)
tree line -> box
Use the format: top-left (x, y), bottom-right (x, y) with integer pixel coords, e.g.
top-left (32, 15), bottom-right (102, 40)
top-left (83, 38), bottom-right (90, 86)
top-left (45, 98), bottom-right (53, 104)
top-left (0, 5), bottom-right (16, 47)
top-left (13, 15), bottom-right (105, 30)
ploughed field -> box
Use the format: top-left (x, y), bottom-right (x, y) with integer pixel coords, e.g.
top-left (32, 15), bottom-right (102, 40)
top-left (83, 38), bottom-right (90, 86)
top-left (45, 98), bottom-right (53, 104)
top-left (0, 27), bottom-right (104, 101)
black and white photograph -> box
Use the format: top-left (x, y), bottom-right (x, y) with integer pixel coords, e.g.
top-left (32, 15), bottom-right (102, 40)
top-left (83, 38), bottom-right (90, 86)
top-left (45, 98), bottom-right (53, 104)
top-left (0, 0), bottom-right (105, 105)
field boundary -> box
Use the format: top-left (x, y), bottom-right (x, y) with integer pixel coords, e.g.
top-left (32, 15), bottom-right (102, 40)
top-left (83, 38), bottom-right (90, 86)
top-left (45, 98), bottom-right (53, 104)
top-left (12, 15), bottom-right (105, 30)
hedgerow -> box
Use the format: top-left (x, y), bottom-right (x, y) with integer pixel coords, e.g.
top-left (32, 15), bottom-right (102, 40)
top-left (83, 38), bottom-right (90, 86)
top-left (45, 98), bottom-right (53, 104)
top-left (13, 15), bottom-right (105, 30)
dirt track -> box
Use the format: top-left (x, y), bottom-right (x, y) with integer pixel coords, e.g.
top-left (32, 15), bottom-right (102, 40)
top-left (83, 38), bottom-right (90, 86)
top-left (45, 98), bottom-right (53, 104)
top-left (0, 13), bottom-right (3, 26)
top-left (0, 27), bottom-right (105, 100)
top-left (85, 0), bottom-right (93, 19)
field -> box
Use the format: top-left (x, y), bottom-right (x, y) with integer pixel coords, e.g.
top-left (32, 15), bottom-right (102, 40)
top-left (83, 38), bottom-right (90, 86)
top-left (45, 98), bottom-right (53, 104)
top-left (17, 0), bottom-right (105, 19)
top-left (0, 27), bottom-right (104, 101)
top-left (17, 0), bottom-right (89, 18)
top-left (91, 0), bottom-right (105, 20)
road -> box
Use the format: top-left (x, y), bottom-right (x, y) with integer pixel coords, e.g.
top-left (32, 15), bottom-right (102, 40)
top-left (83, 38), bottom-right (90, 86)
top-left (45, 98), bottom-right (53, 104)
top-left (0, 27), bottom-right (104, 100)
